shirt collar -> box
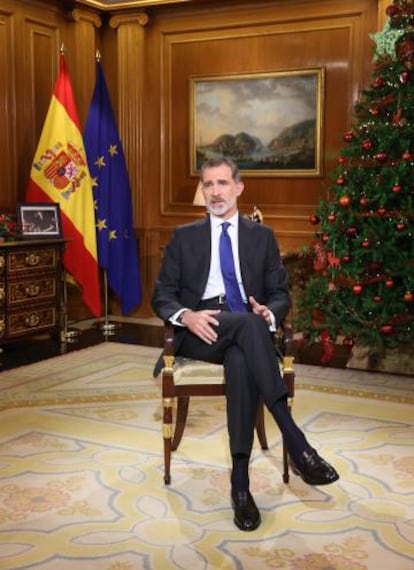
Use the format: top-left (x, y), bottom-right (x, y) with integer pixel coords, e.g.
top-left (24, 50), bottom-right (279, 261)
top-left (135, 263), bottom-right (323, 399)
top-left (210, 212), bottom-right (239, 230)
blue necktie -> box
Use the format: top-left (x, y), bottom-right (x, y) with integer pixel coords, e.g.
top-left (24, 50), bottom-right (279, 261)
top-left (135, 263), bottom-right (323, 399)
top-left (219, 222), bottom-right (247, 312)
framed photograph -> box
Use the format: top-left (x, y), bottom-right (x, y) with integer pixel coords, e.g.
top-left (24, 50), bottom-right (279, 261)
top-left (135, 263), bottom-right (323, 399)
top-left (190, 68), bottom-right (324, 177)
top-left (17, 202), bottom-right (62, 239)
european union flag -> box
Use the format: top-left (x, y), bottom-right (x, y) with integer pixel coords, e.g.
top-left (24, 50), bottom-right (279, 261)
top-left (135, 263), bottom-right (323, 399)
top-left (84, 59), bottom-right (142, 314)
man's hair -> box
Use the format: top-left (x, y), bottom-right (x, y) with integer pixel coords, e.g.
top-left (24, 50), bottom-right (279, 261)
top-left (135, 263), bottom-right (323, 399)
top-left (200, 157), bottom-right (241, 183)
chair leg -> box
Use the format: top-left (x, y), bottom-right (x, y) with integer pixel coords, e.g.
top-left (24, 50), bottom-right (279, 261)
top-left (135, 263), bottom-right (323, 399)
top-left (255, 399), bottom-right (269, 450)
top-left (282, 367), bottom-right (295, 484)
top-left (172, 396), bottom-right (190, 451)
top-left (163, 397), bottom-right (174, 485)
top-left (282, 436), bottom-right (289, 484)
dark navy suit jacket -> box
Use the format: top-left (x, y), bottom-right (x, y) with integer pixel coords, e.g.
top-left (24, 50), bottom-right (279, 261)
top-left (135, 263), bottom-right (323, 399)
top-left (151, 214), bottom-right (291, 376)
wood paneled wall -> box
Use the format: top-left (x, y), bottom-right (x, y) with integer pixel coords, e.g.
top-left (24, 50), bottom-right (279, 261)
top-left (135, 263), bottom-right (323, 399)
top-left (0, 0), bottom-right (382, 318)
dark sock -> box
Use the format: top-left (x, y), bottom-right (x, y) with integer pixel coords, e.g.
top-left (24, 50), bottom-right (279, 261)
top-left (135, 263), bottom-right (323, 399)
top-left (231, 454), bottom-right (250, 494)
top-left (270, 398), bottom-right (311, 464)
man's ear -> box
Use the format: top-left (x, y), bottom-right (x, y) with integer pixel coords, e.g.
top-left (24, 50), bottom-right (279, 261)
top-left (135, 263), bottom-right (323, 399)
top-left (236, 181), bottom-right (244, 197)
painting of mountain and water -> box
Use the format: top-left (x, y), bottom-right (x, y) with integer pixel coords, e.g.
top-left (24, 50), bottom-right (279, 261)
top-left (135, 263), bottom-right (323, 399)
top-left (191, 69), bottom-right (324, 177)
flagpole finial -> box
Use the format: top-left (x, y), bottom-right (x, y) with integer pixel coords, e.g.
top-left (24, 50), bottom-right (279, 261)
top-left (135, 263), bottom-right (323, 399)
top-left (96, 50), bottom-right (102, 62)
top-left (60, 43), bottom-right (66, 55)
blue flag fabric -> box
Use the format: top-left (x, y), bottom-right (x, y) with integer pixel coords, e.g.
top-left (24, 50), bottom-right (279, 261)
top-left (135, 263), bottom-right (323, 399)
top-left (84, 61), bottom-right (142, 314)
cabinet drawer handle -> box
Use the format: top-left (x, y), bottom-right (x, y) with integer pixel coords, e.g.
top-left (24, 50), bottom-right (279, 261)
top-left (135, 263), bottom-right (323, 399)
top-left (25, 313), bottom-right (41, 328)
top-left (25, 254), bottom-right (40, 266)
top-left (25, 285), bottom-right (40, 297)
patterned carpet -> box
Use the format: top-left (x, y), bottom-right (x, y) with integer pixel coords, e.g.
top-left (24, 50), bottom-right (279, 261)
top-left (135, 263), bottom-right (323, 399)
top-left (0, 343), bottom-right (413, 569)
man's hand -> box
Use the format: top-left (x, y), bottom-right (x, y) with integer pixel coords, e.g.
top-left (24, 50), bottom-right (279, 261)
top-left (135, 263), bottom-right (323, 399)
top-left (249, 296), bottom-right (272, 325)
top-left (181, 309), bottom-right (221, 344)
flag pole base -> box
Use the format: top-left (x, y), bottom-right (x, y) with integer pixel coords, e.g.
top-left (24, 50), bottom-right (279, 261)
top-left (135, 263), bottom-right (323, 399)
top-left (95, 320), bottom-right (122, 336)
top-left (60, 328), bottom-right (81, 344)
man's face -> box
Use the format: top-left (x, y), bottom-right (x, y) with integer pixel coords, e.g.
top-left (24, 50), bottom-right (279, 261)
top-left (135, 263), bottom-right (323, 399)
top-left (201, 164), bottom-right (244, 220)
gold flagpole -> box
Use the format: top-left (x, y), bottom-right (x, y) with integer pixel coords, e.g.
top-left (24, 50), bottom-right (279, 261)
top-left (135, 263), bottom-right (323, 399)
top-left (60, 270), bottom-right (81, 343)
top-left (96, 270), bottom-right (121, 336)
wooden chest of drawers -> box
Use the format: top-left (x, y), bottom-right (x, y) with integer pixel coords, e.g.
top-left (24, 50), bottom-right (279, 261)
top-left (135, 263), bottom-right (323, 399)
top-left (0, 239), bottom-right (66, 342)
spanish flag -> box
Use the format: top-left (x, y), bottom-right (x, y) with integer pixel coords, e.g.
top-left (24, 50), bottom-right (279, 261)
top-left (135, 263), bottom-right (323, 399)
top-left (26, 53), bottom-right (101, 317)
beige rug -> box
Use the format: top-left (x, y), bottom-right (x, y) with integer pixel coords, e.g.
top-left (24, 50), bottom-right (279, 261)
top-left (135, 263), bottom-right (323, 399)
top-left (0, 343), bottom-right (413, 569)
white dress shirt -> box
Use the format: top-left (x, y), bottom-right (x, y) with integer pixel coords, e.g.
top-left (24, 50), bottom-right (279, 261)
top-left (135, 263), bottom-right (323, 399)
top-left (171, 212), bottom-right (276, 330)
top-left (202, 212), bottom-right (247, 302)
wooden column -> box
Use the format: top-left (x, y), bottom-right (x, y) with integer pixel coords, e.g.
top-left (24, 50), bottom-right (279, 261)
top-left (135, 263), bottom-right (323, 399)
top-left (109, 11), bottom-right (149, 228)
top-left (68, 8), bottom-right (102, 125)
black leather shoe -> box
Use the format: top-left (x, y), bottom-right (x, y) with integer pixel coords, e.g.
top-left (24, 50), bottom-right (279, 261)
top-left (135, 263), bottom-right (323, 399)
top-left (231, 490), bottom-right (261, 531)
top-left (290, 449), bottom-right (339, 485)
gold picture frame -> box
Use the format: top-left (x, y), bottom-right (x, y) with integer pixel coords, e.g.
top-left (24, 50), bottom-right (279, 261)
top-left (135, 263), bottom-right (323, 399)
top-left (190, 68), bottom-right (325, 177)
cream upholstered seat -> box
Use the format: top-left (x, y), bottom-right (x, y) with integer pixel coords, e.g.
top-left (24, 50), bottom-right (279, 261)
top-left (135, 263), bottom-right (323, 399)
top-left (161, 322), bottom-right (295, 485)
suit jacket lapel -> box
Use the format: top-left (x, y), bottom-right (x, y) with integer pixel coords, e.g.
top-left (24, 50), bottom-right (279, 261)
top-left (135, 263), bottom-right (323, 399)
top-left (238, 216), bottom-right (255, 295)
top-left (195, 215), bottom-right (212, 298)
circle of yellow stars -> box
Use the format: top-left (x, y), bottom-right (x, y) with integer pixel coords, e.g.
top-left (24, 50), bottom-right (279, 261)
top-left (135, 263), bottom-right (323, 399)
top-left (93, 144), bottom-right (119, 241)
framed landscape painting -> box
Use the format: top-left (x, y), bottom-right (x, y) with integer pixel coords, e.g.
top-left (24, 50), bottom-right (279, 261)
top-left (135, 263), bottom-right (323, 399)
top-left (190, 68), bottom-right (324, 177)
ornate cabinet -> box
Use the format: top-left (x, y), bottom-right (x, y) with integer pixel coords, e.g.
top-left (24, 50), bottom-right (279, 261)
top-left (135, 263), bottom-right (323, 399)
top-left (0, 239), bottom-right (66, 343)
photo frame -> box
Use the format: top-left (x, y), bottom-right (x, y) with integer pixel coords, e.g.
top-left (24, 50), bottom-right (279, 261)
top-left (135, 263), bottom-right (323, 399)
top-left (190, 68), bottom-right (324, 177)
top-left (17, 202), bottom-right (62, 239)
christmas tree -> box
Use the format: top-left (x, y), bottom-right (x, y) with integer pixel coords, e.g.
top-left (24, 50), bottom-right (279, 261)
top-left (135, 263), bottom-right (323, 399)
top-left (294, 0), bottom-right (414, 361)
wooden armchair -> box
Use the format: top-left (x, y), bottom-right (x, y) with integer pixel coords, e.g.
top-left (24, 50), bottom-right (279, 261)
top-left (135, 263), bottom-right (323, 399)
top-left (160, 321), bottom-right (295, 485)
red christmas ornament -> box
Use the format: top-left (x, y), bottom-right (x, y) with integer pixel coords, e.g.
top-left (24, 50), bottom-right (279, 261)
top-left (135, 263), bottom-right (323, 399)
top-left (396, 222), bottom-right (406, 231)
top-left (362, 139), bottom-right (373, 151)
top-left (404, 292), bottom-right (414, 303)
top-left (342, 255), bottom-right (351, 263)
top-left (373, 295), bottom-right (382, 303)
top-left (380, 324), bottom-right (393, 335)
top-left (402, 151), bottom-right (412, 160)
top-left (322, 233), bottom-right (330, 243)
top-left (337, 156), bottom-right (346, 164)
top-left (346, 226), bottom-right (358, 238)
top-left (392, 184), bottom-right (401, 193)
top-left (343, 131), bottom-right (354, 142)
top-left (343, 337), bottom-right (355, 348)
top-left (359, 196), bottom-right (369, 207)
top-left (339, 195), bottom-right (351, 207)
top-left (385, 278), bottom-right (395, 288)
top-left (372, 76), bottom-right (385, 88)
top-left (353, 284), bottom-right (363, 295)
top-left (369, 107), bottom-right (380, 117)
top-left (327, 213), bottom-right (336, 223)
top-left (385, 4), bottom-right (400, 18)
top-left (336, 176), bottom-right (345, 185)
top-left (361, 239), bottom-right (370, 248)
top-left (400, 71), bottom-right (409, 84)
top-left (309, 215), bottom-right (320, 225)
top-left (375, 152), bottom-right (388, 162)
top-left (377, 207), bottom-right (386, 216)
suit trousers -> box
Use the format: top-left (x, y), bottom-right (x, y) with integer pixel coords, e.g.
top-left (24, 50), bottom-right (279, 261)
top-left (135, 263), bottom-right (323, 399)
top-left (177, 305), bottom-right (288, 456)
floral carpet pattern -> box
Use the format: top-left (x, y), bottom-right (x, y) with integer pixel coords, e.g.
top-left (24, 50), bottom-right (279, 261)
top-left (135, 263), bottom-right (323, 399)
top-left (0, 343), bottom-right (413, 569)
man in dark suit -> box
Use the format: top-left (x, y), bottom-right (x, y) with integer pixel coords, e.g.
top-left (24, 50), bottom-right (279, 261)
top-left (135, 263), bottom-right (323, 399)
top-left (152, 157), bottom-right (339, 531)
